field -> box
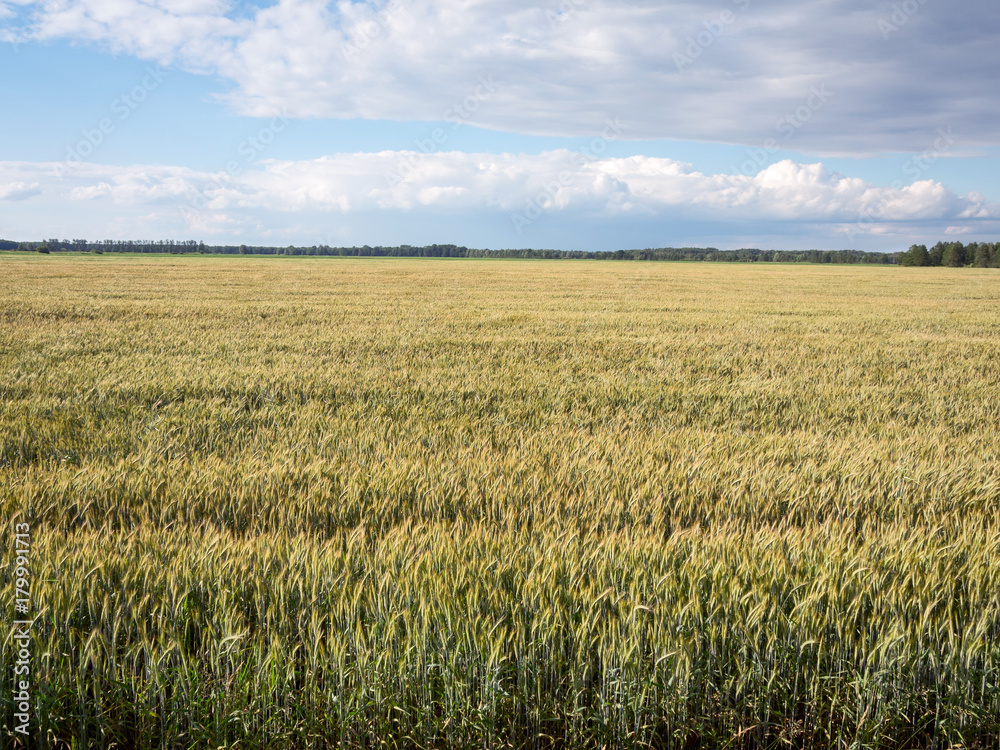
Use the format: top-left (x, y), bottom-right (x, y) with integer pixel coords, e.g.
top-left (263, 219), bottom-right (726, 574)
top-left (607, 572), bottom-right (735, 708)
top-left (2, 254), bottom-right (999, 749)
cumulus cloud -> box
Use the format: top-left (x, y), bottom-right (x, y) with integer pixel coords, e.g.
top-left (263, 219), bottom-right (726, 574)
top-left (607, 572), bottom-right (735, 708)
top-left (3, 153), bottom-right (998, 232)
top-left (5, 0), bottom-right (999, 154)
top-left (0, 181), bottom-right (41, 200)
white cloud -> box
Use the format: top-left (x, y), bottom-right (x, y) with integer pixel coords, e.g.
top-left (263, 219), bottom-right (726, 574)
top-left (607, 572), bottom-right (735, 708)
top-left (4, 153), bottom-right (998, 232)
top-left (0, 181), bottom-right (41, 200)
top-left (25, 0), bottom-right (241, 62)
top-left (7, 0), bottom-right (1000, 154)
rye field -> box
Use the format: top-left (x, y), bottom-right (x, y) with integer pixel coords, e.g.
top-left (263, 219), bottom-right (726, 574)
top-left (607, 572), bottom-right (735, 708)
top-left (1, 254), bottom-right (999, 749)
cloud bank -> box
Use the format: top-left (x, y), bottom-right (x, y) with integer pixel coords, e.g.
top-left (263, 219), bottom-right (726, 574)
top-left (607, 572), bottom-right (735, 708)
top-left (3, 152), bottom-right (997, 246)
top-left (5, 0), bottom-right (999, 154)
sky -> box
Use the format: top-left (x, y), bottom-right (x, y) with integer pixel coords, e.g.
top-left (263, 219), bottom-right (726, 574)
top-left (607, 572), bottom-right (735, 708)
top-left (1, 0), bottom-right (999, 252)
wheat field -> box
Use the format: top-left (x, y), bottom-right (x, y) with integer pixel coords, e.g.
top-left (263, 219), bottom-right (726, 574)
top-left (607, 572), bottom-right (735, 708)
top-left (2, 254), bottom-right (999, 749)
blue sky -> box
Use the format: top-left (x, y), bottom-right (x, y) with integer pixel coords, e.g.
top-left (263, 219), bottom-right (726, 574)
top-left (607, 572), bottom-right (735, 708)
top-left (1, 0), bottom-right (999, 252)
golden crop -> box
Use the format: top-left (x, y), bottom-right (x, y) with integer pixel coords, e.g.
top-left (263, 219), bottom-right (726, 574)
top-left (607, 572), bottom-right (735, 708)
top-left (1, 254), bottom-right (998, 748)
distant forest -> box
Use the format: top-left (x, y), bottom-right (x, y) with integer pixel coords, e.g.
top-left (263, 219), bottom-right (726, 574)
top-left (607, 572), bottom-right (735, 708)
top-left (3, 238), bottom-right (999, 266)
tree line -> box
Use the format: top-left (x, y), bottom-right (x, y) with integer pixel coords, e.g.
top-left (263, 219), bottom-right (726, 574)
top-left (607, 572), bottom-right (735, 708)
top-left (897, 241), bottom-right (1000, 267)
top-left (3, 238), bottom-right (999, 266)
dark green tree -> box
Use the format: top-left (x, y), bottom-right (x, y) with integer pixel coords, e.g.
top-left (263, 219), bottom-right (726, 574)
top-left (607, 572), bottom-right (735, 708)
top-left (942, 242), bottom-right (965, 267)
top-left (973, 243), bottom-right (992, 268)
top-left (899, 244), bottom-right (929, 266)
top-left (928, 242), bottom-right (946, 266)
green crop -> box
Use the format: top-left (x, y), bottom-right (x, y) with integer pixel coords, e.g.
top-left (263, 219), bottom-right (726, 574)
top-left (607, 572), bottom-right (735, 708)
top-left (2, 255), bottom-right (998, 749)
